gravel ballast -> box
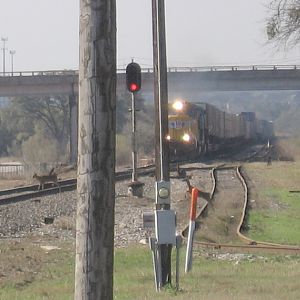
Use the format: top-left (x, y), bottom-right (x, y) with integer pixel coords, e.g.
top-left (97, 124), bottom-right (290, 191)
top-left (0, 164), bottom-right (213, 247)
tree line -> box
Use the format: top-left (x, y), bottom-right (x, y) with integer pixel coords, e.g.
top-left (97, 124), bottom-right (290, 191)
top-left (0, 93), bottom-right (155, 165)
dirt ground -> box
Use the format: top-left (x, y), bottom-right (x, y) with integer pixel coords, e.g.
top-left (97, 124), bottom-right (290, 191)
top-left (0, 235), bottom-right (75, 289)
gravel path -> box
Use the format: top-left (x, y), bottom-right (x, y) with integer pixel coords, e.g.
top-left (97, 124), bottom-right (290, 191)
top-left (0, 163), bottom-right (213, 247)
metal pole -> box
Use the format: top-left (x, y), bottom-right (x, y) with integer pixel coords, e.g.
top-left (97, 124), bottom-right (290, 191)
top-left (1, 37), bottom-right (8, 76)
top-left (131, 92), bottom-right (137, 182)
top-left (152, 0), bottom-right (169, 183)
top-left (10, 50), bottom-right (15, 76)
top-left (152, 0), bottom-right (172, 288)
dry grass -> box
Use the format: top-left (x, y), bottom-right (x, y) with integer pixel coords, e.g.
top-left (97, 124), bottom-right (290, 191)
top-left (275, 136), bottom-right (300, 161)
top-left (246, 160), bottom-right (300, 191)
top-left (0, 178), bottom-right (28, 190)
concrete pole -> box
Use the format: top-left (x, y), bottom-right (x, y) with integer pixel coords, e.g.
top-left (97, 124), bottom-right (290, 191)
top-left (69, 92), bottom-right (78, 164)
top-left (75, 0), bottom-right (116, 299)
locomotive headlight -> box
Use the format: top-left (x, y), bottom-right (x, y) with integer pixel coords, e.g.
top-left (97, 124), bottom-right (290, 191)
top-left (166, 134), bottom-right (171, 141)
top-left (172, 100), bottom-right (184, 111)
top-left (182, 133), bottom-right (191, 142)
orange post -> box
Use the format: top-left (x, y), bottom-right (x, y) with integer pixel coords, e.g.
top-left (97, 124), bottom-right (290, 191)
top-left (185, 187), bottom-right (199, 273)
top-left (190, 188), bottom-right (199, 221)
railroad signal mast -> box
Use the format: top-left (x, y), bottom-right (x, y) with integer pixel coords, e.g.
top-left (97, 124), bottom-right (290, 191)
top-left (148, 0), bottom-right (182, 291)
top-left (126, 61), bottom-right (144, 197)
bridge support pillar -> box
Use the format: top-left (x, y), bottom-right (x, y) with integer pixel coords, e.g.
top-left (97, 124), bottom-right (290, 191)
top-left (69, 94), bottom-right (78, 164)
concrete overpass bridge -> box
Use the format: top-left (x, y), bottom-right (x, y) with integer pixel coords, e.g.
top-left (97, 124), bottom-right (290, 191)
top-left (1, 65), bottom-right (300, 97)
top-left (1, 64), bottom-right (300, 162)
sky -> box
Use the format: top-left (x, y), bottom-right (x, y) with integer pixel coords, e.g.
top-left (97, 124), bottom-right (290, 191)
top-left (0, 0), bottom-right (299, 72)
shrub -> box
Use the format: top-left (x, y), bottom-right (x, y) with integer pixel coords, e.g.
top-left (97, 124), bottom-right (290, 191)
top-left (21, 133), bottom-right (61, 164)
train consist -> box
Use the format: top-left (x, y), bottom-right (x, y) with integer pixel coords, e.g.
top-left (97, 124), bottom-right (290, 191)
top-left (167, 100), bottom-right (274, 158)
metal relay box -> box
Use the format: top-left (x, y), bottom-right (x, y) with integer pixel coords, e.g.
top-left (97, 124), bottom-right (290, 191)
top-left (155, 210), bottom-right (176, 245)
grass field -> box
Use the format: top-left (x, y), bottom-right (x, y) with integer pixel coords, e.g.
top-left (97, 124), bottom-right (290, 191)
top-left (0, 241), bottom-right (299, 300)
top-left (0, 139), bottom-right (300, 299)
top-left (246, 188), bottom-right (300, 244)
top-left (244, 160), bottom-right (300, 245)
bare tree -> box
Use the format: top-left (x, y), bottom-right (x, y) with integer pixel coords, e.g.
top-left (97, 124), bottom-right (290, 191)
top-left (11, 96), bottom-right (69, 150)
top-left (75, 0), bottom-right (116, 299)
top-left (267, 0), bottom-right (300, 47)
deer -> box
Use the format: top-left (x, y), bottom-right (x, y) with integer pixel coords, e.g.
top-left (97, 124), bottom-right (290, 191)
top-left (33, 171), bottom-right (60, 191)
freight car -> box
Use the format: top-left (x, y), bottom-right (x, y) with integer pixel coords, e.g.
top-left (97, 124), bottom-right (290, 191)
top-left (167, 100), bottom-right (273, 159)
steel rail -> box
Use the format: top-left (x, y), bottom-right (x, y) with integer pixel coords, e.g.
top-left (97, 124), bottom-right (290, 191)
top-left (181, 164), bottom-right (300, 254)
top-left (0, 165), bottom-right (157, 205)
top-left (0, 178), bottom-right (76, 197)
top-left (0, 160), bottom-right (200, 205)
top-left (181, 166), bottom-right (216, 237)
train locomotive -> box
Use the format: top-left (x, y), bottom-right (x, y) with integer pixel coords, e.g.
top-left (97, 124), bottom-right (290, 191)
top-left (167, 100), bottom-right (274, 159)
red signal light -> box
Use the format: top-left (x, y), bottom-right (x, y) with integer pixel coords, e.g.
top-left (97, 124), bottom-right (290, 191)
top-left (129, 83), bottom-right (139, 92)
top-left (126, 62), bottom-right (141, 93)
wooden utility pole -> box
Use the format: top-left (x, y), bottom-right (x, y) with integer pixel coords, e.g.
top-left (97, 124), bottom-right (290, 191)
top-left (75, 1), bottom-right (116, 299)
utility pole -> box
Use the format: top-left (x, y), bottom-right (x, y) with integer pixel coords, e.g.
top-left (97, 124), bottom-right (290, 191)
top-left (75, 1), bottom-right (116, 299)
top-left (10, 50), bottom-right (16, 75)
top-left (1, 37), bottom-right (8, 76)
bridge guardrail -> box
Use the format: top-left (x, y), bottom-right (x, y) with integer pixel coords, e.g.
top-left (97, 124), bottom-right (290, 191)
top-left (0, 70), bottom-right (79, 77)
top-left (1, 65), bottom-right (300, 78)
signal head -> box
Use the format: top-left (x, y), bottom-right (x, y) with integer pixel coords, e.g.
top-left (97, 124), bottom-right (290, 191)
top-left (126, 62), bottom-right (141, 93)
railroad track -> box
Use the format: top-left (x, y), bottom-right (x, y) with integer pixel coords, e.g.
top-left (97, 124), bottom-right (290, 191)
top-left (181, 164), bottom-right (300, 254)
top-left (243, 143), bottom-right (273, 162)
top-left (3, 154), bottom-right (298, 254)
top-left (0, 159), bottom-right (205, 206)
top-left (0, 164), bottom-right (157, 205)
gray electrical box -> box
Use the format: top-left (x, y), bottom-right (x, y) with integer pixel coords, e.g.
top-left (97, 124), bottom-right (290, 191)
top-left (155, 210), bottom-right (176, 245)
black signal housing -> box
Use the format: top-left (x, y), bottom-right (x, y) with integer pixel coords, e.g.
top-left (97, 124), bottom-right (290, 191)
top-left (126, 62), bottom-right (141, 93)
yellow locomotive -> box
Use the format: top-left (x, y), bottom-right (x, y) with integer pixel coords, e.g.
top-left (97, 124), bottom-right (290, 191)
top-left (167, 100), bottom-right (205, 158)
top-left (167, 99), bottom-right (274, 160)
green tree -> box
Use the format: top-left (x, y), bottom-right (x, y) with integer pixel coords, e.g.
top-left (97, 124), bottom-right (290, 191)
top-left (267, 0), bottom-right (300, 47)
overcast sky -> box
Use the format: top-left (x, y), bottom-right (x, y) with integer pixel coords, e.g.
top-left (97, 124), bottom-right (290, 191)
top-left (0, 0), bottom-right (299, 71)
